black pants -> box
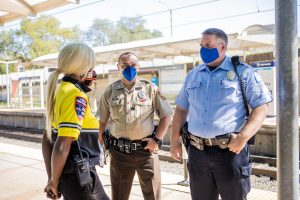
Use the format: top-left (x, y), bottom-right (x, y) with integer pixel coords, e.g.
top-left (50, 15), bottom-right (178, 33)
top-left (59, 166), bottom-right (110, 200)
top-left (188, 144), bottom-right (251, 200)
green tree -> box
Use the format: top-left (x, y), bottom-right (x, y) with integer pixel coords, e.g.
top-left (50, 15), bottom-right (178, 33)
top-left (110, 16), bottom-right (162, 44)
top-left (84, 16), bottom-right (162, 46)
top-left (0, 29), bottom-right (24, 60)
top-left (0, 63), bottom-right (16, 74)
top-left (0, 15), bottom-right (80, 62)
top-left (20, 15), bottom-right (80, 59)
top-left (0, 15), bottom-right (80, 73)
top-left (83, 18), bottom-right (114, 46)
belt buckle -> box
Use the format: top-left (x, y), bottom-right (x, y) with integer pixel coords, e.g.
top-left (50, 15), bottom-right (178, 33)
top-left (132, 143), bottom-right (137, 150)
top-left (204, 138), bottom-right (213, 146)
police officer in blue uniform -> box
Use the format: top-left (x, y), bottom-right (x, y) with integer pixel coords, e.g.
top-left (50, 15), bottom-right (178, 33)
top-left (170, 28), bottom-right (272, 200)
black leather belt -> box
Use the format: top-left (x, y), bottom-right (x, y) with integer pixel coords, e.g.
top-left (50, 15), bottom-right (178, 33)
top-left (190, 133), bottom-right (231, 150)
top-left (111, 136), bottom-right (148, 154)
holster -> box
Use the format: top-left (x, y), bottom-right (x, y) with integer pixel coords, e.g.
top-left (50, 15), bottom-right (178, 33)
top-left (103, 129), bottom-right (112, 150)
top-left (180, 122), bottom-right (190, 151)
top-left (102, 129), bottom-right (112, 164)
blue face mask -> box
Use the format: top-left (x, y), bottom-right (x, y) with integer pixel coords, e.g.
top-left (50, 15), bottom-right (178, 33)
top-left (122, 66), bottom-right (137, 81)
top-left (200, 47), bottom-right (219, 64)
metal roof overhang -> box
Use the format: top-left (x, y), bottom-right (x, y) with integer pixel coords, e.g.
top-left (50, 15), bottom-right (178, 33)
top-left (31, 33), bottom-right (275, 66)
top-left (0, 0), bottom-right (79, 25)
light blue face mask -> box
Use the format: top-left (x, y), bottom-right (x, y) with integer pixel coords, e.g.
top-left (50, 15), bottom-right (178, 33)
top-left (200, 47), bottom-right (220, 64)
top-left (122, 66), bottom-right (137, 81)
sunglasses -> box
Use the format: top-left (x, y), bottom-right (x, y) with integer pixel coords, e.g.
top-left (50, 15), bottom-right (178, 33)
top-left (85, 70), bottom-right (96, 80)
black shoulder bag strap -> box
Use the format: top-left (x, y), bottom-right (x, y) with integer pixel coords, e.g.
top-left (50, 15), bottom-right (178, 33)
top-left (231, 56), bottom-right (255, 145)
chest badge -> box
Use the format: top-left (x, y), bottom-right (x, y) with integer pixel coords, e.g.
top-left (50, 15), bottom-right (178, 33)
top-left (227, 71), bottom-right (235, 81)
top-left (138, 91), bottom-right (146, 99)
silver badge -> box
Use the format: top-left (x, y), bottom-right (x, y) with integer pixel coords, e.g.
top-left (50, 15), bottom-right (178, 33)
top-left (227, 71), bottom-right (235, 80)
top-left (138, 91), bottom-right (145, 99)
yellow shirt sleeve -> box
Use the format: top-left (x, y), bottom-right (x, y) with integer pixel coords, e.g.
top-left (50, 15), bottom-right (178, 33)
top-left (58, 91), bottom-right (88, 139)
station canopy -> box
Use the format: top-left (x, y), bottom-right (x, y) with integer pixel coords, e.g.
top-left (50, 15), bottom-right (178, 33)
top-left (31, 33), bottom-right (277, 66)
top-left (0, 0), bottom-right (79, 25)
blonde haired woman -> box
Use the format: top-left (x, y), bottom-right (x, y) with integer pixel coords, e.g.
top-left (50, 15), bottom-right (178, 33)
top-left (42, 43), bottom-right (109, 200)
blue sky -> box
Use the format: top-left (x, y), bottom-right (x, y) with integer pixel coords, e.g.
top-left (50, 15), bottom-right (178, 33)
top-left (3, 0), bottom-right (299, 38)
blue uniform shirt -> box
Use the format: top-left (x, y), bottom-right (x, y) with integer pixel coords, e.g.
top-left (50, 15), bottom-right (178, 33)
top-left (176, 56), bottom-right (273, 138)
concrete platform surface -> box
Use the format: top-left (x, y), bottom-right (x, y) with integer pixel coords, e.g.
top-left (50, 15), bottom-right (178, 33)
top-left (0, 142), bottom-right (279, 200)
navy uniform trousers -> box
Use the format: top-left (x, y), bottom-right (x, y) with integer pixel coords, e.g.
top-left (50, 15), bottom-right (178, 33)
top-left (188, 144), bottom-right (251, 200)
top-left (59, 166), bottom-right (110, 200)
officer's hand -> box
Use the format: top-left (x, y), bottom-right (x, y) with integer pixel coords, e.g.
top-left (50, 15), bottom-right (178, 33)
top-left (44, 180), bottom-right (61, 199)
top-left (228, 133), bottom-right (247, 154)
top-left (142, 138), bottom-right (158, 153)
top-left (170, 141), bottom-right (182, 161)
top-left (98, 133), bottom-right (104, 144)
top-left (99, 142), bottom-right (105, 167)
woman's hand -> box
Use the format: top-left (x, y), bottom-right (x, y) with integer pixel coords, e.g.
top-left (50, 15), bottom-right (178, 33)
top-left (44, 180), bottom-right (61, 199)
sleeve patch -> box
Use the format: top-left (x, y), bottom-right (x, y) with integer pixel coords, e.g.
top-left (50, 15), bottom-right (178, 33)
top-left (75, 96), bottom-right (87, 121)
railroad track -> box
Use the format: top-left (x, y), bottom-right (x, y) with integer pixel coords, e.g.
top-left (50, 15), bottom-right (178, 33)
top-left (0, 127), bottom-right (277, 179)
top-left (0, 126), bottom-right (43, 142)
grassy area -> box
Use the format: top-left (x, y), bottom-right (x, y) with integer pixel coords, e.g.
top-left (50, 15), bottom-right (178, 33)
top-left (0, 102), bottom-right (8, 107)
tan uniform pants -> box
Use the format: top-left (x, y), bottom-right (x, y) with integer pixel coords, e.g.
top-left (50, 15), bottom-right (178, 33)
top-left (110, 148), bottom-right (161, 200)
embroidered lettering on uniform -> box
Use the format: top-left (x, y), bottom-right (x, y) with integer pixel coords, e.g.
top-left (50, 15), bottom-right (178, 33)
top-left (75, 96), bottom-right (87, 121)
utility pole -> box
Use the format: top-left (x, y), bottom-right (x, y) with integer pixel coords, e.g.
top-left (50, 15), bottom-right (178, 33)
top-left (275, 0), bottom-right (299, 199)
top-left (158, 1), bottom-right (173, 36)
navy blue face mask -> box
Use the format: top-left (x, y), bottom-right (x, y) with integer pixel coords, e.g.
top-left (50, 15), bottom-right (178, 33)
top-left (200, 47), bottom-right (219, 64)
top-left (122, 66), bottom-right (137, 81)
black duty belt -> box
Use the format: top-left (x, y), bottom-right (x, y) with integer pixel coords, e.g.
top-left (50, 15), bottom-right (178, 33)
top-left (111, 136), bottom-right (148, 154)
top-left (190, 133), bottom-right (231, 151)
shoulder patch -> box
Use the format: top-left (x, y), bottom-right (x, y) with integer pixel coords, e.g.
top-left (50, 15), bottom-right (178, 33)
top-left (75, 96), bottom-right (87, 121)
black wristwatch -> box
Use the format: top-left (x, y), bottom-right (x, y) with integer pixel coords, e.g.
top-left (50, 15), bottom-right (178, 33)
top-left (153, 136), bottom-right (163, 149)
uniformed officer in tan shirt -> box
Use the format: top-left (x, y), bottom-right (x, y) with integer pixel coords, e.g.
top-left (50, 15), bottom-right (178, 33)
top-left (97, 52), bottom-right (173, 200)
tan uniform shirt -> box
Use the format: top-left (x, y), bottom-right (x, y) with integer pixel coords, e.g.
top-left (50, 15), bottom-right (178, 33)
top-left (97, 78), bottom-right (173, 140)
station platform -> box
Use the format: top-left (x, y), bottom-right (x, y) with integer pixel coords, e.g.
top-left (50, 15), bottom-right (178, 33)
top-left (0, 142), bottom-right (279, 200)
